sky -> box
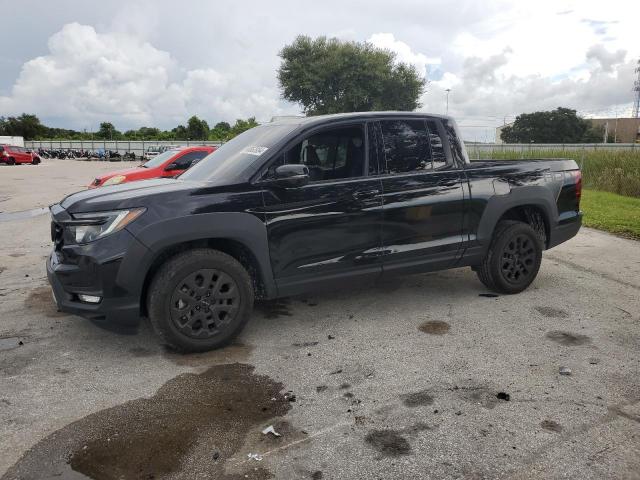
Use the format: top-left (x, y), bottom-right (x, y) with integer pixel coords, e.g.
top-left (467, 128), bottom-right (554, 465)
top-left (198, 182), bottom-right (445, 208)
top-left (1, 0), bottom-right (638, 141)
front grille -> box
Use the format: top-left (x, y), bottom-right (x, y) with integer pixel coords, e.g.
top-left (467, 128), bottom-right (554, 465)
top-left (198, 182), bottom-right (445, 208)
top-left (51, 221), bottom-right (64, 250)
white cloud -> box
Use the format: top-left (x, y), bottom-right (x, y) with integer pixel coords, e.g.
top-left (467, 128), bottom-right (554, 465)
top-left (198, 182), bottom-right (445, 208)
top-left (367, 33), bottom-right (440, 78)
top-left (0, 22), bottom-right (294, 130)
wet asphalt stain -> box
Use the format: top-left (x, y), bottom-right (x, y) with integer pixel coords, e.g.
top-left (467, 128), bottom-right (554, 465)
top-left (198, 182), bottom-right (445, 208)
top-left (0, 267), bottom-right (6, 275)
top-left (401, 389), bottom-right (434, 408)
top-left (364, 423), bottom-right (433, 457)
top-left (9, 253), bottom-right (25, 258)
top-left (0, 207), bottom-right (48, 223)
top-left (535, 306), bottom-right (569, 318)
top-left (540, 420), bottom-right (563, 433)
top-left (163, 343), bottom-right (253, 367)
top-left (545, 331), bottom-right (591, 346)
top-left (292, 341), bottom-right (319, 347)
top-left (311, 471), bottom-right (323, 479)
top-left (452, 385), bottom-right (508, 410)
top-left (255, 299), bottom-right (292, 319)
top-left (418, 320), bottom-right (450, 335)
top-left (365, 430), bottom-right (411, 456)
top-left (0, 352), bottom-right (34, 377)
top-left (316, 385), bottom-right (328, 393)
top-left (25, 286), bottom-right (69, 318)
top-left (2, 363), bottom-right (288, 480)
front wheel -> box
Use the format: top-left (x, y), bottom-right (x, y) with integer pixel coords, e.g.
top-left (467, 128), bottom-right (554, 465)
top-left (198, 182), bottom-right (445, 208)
top-left (147, 249), bottom-right (254, 352)
top-left (476, 220), bottom-right (542, 294)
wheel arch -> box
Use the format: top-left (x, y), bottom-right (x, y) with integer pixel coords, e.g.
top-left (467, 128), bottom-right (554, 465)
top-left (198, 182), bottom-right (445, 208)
top-left (116, 212), bottom-right (277, 317)
top-left (138, 237), bottom-right (269, 318)
top-left (476, 186), bottom-right (557, 251)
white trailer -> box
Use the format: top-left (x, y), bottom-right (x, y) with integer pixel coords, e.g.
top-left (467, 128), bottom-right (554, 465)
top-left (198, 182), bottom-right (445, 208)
top-left (0, 136), bottom-right (25, 147)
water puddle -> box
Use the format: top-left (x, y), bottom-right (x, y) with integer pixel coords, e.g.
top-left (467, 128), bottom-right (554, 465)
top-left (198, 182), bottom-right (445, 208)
top-left (0, 207), bottom-right (48, 223)
top-left (0, 336), bottom-right (23, 351)
top-left (3, 363), bottom-right (289, 480)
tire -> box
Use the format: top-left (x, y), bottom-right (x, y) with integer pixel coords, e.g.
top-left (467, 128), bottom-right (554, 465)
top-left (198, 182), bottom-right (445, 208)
top-left (32, 158), bottom-right (40, 165)
top-left (7, 157), bottom-right (15, 166)
top-left (476, 220), bottom-right (542, 294)
top-left (147, 249), bottom-right (254, 352)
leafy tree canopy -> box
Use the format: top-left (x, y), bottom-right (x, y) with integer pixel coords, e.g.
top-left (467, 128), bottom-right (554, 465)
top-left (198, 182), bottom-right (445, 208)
top-left (277, 35), bottom-right (426, 115)
top-left (501, 108), bottom-right (603, 143)
top-left (0, 114), bottom-right (258, 141)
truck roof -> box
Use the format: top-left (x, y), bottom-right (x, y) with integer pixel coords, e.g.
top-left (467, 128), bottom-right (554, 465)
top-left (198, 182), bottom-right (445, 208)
top-left (269, 111), bottom-right (454, 127)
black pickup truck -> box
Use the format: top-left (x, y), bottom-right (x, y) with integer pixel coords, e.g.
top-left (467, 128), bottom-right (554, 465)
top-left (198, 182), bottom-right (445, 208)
top-left (47, 112), bottom-right (582, 351)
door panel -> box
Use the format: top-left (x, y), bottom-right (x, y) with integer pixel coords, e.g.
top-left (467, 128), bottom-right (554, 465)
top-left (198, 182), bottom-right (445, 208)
top-left (374, 118), bottom-right (465, 272)
top-left (263, 178), bottom-right (384, 283)
top-left (261, 123), bottom-right (384, 291)
top-left (380, 171), bottom-right (465, 270)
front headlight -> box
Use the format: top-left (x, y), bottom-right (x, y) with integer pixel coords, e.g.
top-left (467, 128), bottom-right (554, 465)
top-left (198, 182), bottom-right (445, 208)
top-left (63, 208), bottom-right (146, 244)
top-left (102, 175), bottom-right (126, 186)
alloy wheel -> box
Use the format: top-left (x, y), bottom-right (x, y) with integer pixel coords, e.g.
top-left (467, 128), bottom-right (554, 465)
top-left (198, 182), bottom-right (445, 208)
top-left (169, 268), bottom-right (240, 338)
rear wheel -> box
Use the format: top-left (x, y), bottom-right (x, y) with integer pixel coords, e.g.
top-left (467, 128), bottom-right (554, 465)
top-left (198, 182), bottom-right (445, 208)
top-left (476, 220), bottom-right (542, 294)
top-left (7, 157), bottom-right (15, 166)
top-left (147, 249), bottom-right (254, 352)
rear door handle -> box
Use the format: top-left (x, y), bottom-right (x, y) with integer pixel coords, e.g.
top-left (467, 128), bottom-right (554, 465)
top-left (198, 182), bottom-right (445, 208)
top-left (353, 189), bottom-right (381, 199)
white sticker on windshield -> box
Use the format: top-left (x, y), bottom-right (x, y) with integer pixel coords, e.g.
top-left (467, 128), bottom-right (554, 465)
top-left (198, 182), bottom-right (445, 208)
top-left (241, 146), bottom-right (269, 156)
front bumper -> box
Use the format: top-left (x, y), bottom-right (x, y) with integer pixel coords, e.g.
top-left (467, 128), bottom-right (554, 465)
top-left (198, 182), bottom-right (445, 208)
top-left (47, 251), bottom-right (141, 327)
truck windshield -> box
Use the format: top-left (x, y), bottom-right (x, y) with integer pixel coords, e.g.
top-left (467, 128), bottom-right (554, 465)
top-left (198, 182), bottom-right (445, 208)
top-left (180, 124), bottom-right (297, 182)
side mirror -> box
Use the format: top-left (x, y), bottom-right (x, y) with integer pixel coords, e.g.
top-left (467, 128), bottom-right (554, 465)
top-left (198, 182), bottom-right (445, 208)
top-left (164, 162), bottom-right (180, 171)
top-left (264, 164), bottom-right (309, 188)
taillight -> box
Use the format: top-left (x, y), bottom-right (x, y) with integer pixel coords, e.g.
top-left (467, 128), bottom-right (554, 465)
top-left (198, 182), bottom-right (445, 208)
top-left (573, 170), bottom-right (582, 203)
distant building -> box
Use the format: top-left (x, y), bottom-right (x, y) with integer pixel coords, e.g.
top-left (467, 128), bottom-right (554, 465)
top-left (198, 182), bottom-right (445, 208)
top-left (589, 118), bottom-right (640, 143)
top-left (494, 123), bottom-right (513, 144)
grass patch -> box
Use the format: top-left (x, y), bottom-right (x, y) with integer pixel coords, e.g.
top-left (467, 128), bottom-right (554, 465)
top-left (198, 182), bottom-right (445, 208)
top-left (581, 189), bottom-right (640, 239)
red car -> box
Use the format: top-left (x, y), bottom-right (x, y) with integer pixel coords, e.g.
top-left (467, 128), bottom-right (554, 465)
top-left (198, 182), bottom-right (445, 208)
top-left (0, 145), bottom-right (40, 165)
top-left (89, 146), bottom-right (216, 188)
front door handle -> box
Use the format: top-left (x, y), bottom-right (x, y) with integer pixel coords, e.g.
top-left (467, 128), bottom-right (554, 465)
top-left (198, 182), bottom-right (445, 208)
top-left (353, 189), bottom-right (381, 199)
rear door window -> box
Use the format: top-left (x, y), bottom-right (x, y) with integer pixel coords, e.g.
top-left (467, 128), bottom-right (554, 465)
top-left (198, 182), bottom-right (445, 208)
top-left (379, 119), bottom-right (432, 174)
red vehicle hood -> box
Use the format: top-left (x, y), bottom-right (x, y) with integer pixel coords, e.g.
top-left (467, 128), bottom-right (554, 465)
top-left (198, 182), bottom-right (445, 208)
top-left (96, 166), bottom-right (146, 180)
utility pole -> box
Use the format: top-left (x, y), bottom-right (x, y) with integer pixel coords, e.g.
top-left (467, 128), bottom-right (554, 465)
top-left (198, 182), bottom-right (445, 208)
top-left (633, 59), bottom-right (640, 118)
top-left (445, 89), bottom-right (451, 115)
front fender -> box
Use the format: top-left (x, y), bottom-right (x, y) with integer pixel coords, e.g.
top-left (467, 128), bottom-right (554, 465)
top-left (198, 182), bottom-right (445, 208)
top-left (118, 212), bottom-right (276, 298)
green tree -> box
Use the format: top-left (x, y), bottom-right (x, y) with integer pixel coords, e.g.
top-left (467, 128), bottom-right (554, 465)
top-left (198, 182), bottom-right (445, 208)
top-left (0, 114), bottom-right (46, 140)
top-left (171, 125), bottom-right (188, 140)
top-left (209, 121), bottom-right (231, 140)
top-left (95, 122), bottom-right (121, 140)
top-left (501, 108), bottom-right (603, 143)
top-left (186, 115), bottom-right (209, 140)
top-left (226, 118), bottom-right (259, 139)
top-left (277, 35), bottom-right (426, 115)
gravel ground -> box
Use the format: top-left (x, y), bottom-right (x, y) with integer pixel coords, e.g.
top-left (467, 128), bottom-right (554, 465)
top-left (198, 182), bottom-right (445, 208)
top-left (0, 160), bottom-right (639, 479)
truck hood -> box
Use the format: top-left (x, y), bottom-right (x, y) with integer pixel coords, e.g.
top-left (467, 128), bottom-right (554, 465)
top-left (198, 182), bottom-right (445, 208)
top-left (59, 178), bottom-right (203, 214)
